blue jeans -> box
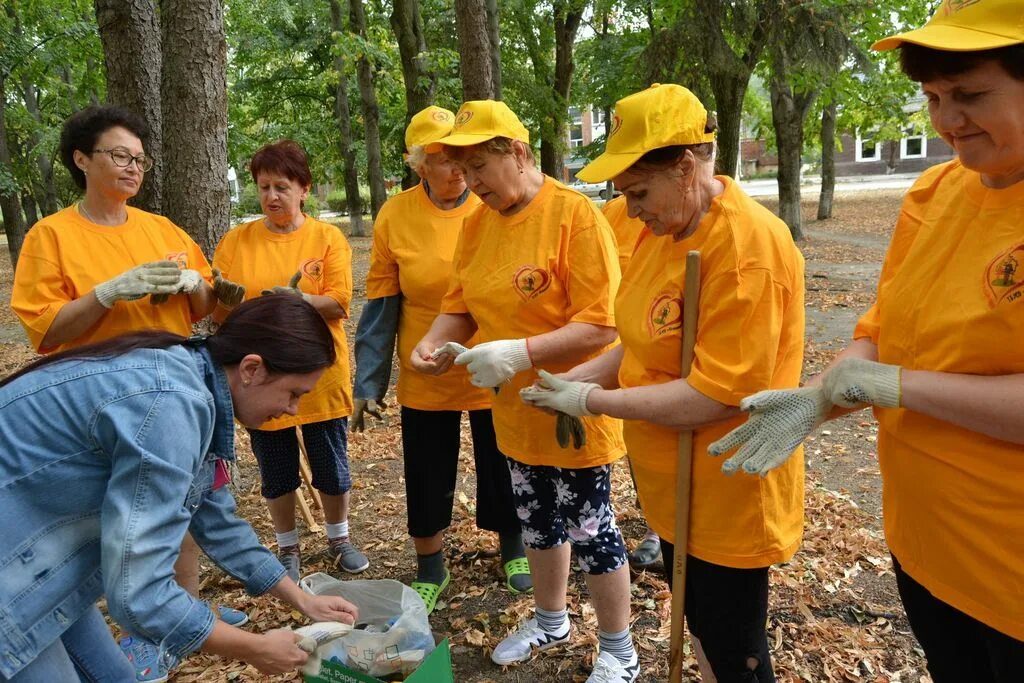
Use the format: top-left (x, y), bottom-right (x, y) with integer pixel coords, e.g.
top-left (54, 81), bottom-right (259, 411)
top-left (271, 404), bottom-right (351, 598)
top-left (1, 606), bottom-right (134, 682)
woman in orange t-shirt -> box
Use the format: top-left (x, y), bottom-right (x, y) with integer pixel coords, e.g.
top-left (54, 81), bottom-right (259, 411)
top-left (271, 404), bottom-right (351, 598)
top-left (711, 4), bottom-right (1024, 680)
top-left (10, 105), bottom-right (245, 679)
top-left (411, 100), bottom-right (635, 682)
top-left (523, 84), bottom-right (805, 682)
top-left (352, 106), bottom-right (528, 612)
top-left (213, 140), bottom-right (368, 582)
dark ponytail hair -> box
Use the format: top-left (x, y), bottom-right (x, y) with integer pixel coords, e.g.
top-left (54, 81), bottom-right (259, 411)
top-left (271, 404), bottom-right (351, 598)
top-left (0, 296), bottom-right (335, 388)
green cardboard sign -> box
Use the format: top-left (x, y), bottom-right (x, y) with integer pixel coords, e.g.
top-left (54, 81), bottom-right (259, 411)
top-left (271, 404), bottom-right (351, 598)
top-left (304, 639), bottom-right (453, 683)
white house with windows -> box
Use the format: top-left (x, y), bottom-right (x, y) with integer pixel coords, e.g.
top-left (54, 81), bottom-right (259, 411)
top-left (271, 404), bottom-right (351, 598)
top-left (841, 95), bottom-right (954, 175)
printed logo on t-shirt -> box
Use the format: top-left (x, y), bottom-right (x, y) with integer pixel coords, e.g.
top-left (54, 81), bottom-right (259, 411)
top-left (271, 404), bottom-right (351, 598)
top-left (647, 290), bottom-right (682, 337)
top-left (165, 251), bottom-right (187, 269)
top-left (513, 265), bottom-right (551, 301)
top-left (300, 257), bottom-right (324, 283)
top-left (984, 244), bottom-right (1024, 307)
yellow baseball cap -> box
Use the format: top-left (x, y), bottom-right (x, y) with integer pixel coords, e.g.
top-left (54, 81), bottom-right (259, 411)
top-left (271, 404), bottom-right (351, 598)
top-left (426, 100), bottom-right (530, 152)
top-left (405, 106), bottom-right (456, 153)
top-left (576, 84), bottom-right (715, 183)
top-left (872, 0), bottom-right (1024, 52)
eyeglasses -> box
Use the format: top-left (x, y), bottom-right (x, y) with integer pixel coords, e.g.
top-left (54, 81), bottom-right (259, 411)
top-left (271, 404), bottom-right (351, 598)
top-left (92, 147), bottom-right (154, 172)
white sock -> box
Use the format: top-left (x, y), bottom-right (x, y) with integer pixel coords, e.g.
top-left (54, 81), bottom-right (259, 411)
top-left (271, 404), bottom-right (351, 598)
top-left (276, 528), bottom-right (299, 548)
top-left (325, 520), bottom-right (349, 541)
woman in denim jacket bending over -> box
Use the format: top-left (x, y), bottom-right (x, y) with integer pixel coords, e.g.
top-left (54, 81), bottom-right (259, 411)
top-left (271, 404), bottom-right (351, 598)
top-left (0, 295), bottom-right (358, 682)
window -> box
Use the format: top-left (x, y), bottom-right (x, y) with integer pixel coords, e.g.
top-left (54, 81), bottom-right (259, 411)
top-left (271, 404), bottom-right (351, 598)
top-left (569, 123), bottom-right (584, 148)
top-left (592, 109), bottom-right (605, 126)
top-left (900, 129), bottom-right (927, 159)
top-left (855, 132), bottom-right (881, 162)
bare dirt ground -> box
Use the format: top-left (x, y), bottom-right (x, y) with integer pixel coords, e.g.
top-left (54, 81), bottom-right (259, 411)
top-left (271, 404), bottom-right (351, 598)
top-left (0, 189), bottom-right (933, 682)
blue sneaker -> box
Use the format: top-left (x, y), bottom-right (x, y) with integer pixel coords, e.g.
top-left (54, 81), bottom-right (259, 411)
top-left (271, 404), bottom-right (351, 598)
top-left (119, 635), bottom-right (178, 683)
top-left (211, 603), bottom-right (249, 627)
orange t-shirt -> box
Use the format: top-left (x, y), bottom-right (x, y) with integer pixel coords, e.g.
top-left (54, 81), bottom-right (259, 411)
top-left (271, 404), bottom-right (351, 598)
top-left (11, 205), bottom-right (211, 353)
top-left (441, 177), bottom-right (626, 468)
top-left (616, 176), bottom-right (805, 568)
top-left (601, 195), bottom-right (645, 273)
top-left (213, 216), bottom-right (353, 429)
top-left (365, 184), bottom-right (491, 411)
top-left (854, 160), bottom-right (1024, 640)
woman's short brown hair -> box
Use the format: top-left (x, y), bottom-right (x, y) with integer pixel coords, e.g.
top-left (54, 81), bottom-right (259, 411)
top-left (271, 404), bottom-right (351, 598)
top-left (900, 43), bottom-right (1024, 83)
top-left (249, 140), bottom-right (313, 187)
top-left (445, 137), bottom-right (536, 165)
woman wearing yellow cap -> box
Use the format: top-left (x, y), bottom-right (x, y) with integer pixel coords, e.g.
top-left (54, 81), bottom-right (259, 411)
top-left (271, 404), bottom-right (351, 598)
top-left (352, 106), bottom-right (530, 612)
top-left (710, 2), bottom-right (1024, 679)
top-left (410, 100), bottom-right (635, 681)
top-left (522, 83), bottom-right (805, 681)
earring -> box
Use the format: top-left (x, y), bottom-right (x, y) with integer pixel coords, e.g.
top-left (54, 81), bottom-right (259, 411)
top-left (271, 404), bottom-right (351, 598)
top-left (243, 380), bottom-right (251, 386)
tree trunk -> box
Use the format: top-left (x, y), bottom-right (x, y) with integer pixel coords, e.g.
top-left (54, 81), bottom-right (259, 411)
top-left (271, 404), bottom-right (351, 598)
top-left (545, 0), bottom-right (583, 181)
top-left (0, 77), bottom-right (27, 267)
top-left (769, 76), bottom-right (817, 241)
top-left (19, 79), bottom-right (60, 215)
top-left (454, 0), bottom-right (495, 100)
top-left (707, 76), bottom-right (746, 178)
top-left (390, 0), bottom-right (435, 190)
top-left (349, 0), bottom-right (387, 219)
top-left (485, 0), bottom-right (502, 100)
top-left (21, 191), bottom-right (39, 227)
top-left (160, 0), bottom-right (229, 255)
top-left (94, 0), bottom-right (163, 214)
top-left (817, 99), bottom-right (837, 220)
top-left (330, 0), bottom-right (364, 236)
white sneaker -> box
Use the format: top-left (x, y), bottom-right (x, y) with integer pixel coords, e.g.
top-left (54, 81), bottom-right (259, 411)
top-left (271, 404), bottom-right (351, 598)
top-left (587, 650), bottom-right (640, 682)
top-left (490, 617), bottom-right (570, 665)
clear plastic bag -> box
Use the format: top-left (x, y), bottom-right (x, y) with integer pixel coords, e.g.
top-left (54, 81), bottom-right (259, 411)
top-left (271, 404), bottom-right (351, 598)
top-left (299, 573), bottom-right (435, 678)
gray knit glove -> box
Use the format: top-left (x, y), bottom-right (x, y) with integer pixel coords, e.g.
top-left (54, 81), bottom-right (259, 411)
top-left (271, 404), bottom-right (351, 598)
top-left (94, 261), bottom-right (182, 308)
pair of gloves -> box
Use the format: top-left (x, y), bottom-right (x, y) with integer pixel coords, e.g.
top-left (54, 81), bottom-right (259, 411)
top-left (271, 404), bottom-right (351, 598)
top-left (93, 262), bottom-right (248, 309)
top-left (708, 357), bottom-right (902, 475)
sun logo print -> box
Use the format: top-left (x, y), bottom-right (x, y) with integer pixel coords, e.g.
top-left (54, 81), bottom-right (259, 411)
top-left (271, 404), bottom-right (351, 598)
top-left (165, 251), bottom-right (188, 269)
top-left (943, 0), bottom-right (981, 15)
top-left (609, 114), bottom-right (623, 138)
top-left (983, 244), bottom-right (1024, 307)
top-left (455, 111), bottom-right (474, 128)
top-left (647, 291), bottom-right (683, 337)
top-left (432, 110), bottom-right (452, 123)
top-left (512, 265), bottom-right (551, 301)
top-left (300, 257), bottom-right (324, 283)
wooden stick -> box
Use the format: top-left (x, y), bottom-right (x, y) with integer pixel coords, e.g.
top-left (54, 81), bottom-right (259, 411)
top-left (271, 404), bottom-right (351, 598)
top-left (295, 486), bottom-right (322, 534)
top-left (669, 250), bottom-right (701, 681)
top-left (296, 428), bottom-right (323, 510)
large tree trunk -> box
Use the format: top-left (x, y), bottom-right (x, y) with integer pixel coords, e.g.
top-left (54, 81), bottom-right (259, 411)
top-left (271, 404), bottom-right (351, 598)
top-left (485, 0), bottom-right (502, 100)
top-left (545, 0), bottom-right (583, 181)
top-left (94, 0), bottom-right (163, 214)
top-left (391, 0), bottom-right (436, 189)
top-left (21, 191), bottom-right (39, 227)
top-left (707, 75), bottom-right (747, 178)
top-left (160, 0), bottom-right (229, 255)
top-left (0, 77), bottom-right (27, 267)
top-left (330, 0), bottom-right (364, 236)
top-left (818, 99), bottom-right (837, 220)
top-left (769, 75), bottom-right (817, 241)
top-left (19, 79), bottom-right (60, 215)
top-left (454, 0), bottom-right (495, 100)
top-left (349, 0), bottom-right (387, 219)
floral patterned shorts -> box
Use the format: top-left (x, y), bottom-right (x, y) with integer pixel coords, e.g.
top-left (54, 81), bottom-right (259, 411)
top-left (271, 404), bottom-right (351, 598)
top-left (505, 459), bottom-right (627, 575)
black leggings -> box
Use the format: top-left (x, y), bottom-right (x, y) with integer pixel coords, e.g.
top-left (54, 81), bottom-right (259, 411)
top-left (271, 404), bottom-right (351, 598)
top-left (661, 540), bottom-right (775, 683)
top-left (401, 407), bottom-right (520, 538)
top-left (893, 554), bottom-right (1024, 683)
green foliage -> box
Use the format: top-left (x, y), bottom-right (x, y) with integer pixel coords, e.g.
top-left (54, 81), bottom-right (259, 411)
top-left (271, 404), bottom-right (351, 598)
top-left (236, 183), bottom-right (262, 216)
top-left (326, 188), bottom-right (347, 212)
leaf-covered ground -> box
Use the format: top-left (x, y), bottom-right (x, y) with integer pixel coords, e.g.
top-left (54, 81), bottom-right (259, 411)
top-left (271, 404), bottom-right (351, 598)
top-left (0, 189), bottom-right (934, 682)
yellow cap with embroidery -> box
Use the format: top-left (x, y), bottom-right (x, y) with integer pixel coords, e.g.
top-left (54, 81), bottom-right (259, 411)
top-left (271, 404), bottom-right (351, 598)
top-left (405, 106), bottom-right (456, 153)
top-left (872, 0), bottom-right (1024, 52)
top-left (576, 83), bottom-right (715, 183)
top-left (426, 100), bottom-right (530, 152)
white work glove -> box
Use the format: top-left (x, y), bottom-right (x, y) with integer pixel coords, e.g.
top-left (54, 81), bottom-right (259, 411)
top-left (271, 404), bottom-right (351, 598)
top-left (821, 357), bottom-right (902, 409)
top-left (431, 341), bottom-right (469, 360)
top-left (708, 386), bottom-right (832, 476)
top-left (520, 369), bottom-right (598, 417)
top-left (94, 261), bottom-right (183, 308)
top-left (452, 339), bottom-right (532, 388)
top-left (350, 398), bottom-right (387, 433)
top-left (294, 621), bottom-right (354, 676)
top-left (150, 269), bottom-right (204, 305)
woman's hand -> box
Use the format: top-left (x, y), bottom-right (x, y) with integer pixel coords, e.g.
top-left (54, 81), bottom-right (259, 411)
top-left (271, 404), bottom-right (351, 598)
top-left (520, 370), bottom-right (599, 417)
top-left (212, 268), bottom-right (246, 307)
top-left (453, 339), bottom-right (532, 388)
top-left (410, 339), bottom-right (456, 375)
top-left (247, 629), bottom-right (312, 674)
top-left (299, 593), bottom-right (359, 625)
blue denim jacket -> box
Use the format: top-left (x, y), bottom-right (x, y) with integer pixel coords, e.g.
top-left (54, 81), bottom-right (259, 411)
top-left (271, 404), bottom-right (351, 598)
top-left (0, 345), bottom-right (286, 678)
